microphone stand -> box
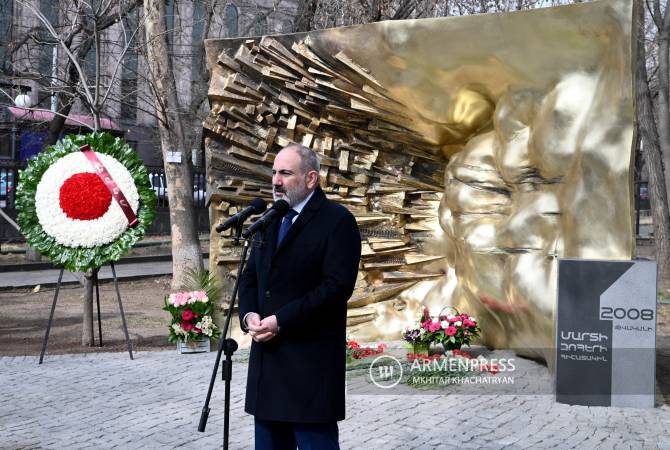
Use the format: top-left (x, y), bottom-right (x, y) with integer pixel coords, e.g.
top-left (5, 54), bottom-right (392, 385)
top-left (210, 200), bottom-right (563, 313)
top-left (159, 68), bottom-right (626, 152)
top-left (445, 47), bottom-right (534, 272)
top-left (198, 222), bottom-right (254, 450)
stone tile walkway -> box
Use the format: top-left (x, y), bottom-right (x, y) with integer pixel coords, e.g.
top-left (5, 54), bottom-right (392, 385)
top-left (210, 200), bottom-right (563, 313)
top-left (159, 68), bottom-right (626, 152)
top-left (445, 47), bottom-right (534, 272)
top-left (1, 349), bottom-right (670, 449)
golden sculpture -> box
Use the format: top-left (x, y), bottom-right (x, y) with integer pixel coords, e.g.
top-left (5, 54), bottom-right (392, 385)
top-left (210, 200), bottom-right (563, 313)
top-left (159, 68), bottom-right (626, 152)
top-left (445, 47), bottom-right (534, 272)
top-left (203, 0), bottom-right (635, 362)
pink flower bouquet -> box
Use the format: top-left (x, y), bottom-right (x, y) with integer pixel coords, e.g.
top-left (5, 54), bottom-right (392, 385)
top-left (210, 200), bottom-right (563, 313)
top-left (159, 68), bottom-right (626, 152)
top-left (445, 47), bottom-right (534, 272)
top-left (163, 290), bottom-right (220, 343)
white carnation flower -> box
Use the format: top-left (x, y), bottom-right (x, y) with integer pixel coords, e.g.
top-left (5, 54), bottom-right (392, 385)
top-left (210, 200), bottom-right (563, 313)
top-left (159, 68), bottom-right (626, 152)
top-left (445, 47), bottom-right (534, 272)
top-left (35, 152), bottom-right (139, 248)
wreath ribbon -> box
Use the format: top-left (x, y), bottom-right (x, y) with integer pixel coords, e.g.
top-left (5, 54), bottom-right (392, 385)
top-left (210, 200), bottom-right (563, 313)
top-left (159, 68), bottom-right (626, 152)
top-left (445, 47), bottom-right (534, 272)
top-left (80, 144), bottom-right (138, 228)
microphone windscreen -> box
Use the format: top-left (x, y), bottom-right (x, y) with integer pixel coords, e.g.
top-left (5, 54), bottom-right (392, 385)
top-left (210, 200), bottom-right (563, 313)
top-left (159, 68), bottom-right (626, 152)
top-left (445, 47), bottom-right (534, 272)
top-left (272, 199), bottom-right (290, 215)
top-left (250, 197), bottom-right (268, 214)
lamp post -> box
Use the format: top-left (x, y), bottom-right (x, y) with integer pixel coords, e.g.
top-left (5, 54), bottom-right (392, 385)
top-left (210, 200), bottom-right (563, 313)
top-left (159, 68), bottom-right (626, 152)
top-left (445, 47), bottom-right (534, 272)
top-left (14, 93), bottom-right (32, 108)
top-left (12, 91), bottom-right (41, 261)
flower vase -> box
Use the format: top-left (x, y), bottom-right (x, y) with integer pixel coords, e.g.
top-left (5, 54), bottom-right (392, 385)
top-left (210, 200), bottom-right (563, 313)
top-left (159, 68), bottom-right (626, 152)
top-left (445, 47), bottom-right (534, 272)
top-left (429, 342), bottom-right (447, 355)
top-left (411, 342), bottom-right (430, 356)
top-left (443, 341), bottom-right (462, 352)
top-left (177, 339), bottom-right (210, 354)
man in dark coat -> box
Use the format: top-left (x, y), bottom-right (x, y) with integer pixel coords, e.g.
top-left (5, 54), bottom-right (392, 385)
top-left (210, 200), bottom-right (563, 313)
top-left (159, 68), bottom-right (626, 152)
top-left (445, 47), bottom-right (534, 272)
top-left (238, 143), bottom-right (362, 450)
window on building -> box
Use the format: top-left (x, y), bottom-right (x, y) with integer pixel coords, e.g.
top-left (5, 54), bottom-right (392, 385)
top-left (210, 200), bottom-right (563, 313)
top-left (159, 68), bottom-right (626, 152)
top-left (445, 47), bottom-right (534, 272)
top-left (166, 0), bottom-right (175, 52)
top-left (0, 130), bottom-right (13, 159)
top-left (224, 4), bottom-right (239, 38)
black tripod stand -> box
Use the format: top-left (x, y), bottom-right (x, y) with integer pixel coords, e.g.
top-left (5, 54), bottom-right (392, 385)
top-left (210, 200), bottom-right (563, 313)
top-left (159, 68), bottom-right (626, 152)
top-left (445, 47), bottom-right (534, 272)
top-left (39, 262), bottom-right (134, 364)
top-left (198, 224), bottom-right (255, 450)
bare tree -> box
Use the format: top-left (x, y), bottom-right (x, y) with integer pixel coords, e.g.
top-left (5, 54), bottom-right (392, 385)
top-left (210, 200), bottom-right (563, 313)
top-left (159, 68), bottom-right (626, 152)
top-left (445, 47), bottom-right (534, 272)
top-left (144, 0), bottom-right (204, 289)
top-left (4, 0), bottom-right (144, 346)
top-left (646, 0), bottom-right (670, 207)
top-left (637, 0), bottom-right (670, 287)
top-left (3, 1), bottom-right (143, 146)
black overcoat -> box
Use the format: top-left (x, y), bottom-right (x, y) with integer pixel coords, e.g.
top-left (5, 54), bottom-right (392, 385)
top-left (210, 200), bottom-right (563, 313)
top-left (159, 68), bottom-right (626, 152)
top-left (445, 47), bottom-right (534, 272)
top-left (238, 186), bottom-right (362, 423)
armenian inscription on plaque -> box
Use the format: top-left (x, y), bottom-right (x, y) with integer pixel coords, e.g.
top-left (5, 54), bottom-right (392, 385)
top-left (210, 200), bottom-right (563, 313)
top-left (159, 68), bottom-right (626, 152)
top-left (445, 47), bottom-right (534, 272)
top-left (556, 259), bottom-right (656, 408)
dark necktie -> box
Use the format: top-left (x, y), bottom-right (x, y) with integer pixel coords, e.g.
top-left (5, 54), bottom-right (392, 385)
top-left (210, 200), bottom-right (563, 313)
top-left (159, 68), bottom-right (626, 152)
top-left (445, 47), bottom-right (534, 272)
top-left (277, 209), bottom-right (298, 246)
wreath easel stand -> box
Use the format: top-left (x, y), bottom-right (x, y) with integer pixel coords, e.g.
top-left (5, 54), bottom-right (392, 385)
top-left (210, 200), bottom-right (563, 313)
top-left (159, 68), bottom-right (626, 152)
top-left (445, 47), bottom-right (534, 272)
top-left (39, 263), bottom-right (134, 364)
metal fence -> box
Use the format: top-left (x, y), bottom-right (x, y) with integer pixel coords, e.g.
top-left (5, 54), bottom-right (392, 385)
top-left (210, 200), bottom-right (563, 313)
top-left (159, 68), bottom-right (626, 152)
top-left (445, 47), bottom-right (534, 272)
top-left (0, 161), bottom-right (209, 242)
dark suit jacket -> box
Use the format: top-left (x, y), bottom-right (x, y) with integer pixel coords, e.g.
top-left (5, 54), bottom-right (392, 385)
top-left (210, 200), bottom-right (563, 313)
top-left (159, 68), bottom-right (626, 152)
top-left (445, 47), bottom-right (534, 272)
top-left (238, 186), bottom-right (361, 423)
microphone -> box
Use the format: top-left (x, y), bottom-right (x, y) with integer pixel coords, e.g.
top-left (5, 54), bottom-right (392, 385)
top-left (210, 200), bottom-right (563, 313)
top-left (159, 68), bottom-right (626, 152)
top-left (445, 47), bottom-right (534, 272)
top-left (216, 198), bottom-right (267, 233)
top-left (242, 199), bottom-right (290, 239)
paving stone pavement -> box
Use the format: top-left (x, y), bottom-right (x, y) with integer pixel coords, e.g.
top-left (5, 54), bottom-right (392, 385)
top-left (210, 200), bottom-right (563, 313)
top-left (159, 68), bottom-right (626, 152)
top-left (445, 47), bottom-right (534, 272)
top-left (2, 349), bottom-right (670, 450)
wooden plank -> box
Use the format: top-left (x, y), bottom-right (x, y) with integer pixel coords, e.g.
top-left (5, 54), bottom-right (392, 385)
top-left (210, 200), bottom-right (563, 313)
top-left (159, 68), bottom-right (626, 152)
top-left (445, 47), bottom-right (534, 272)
top-left (225, 119), bottom-right (269, 140)
top-left (307, 117), bottom-right (320, 133)
top-left (324, 194), bottom-right (368, 205)
top-left (291, 41), bottom-right (343, 79)
top-left (328, 173), bottom-right (358, 187)
top-left (265, 127), bottom-right (278, 149)
top-left (334, 51), bottom-right (385, 89)
top-left (261, 66), bottom-right (296, 82)
top-left (210, 152), bottom-right (272, 180)
top-left (339, 150), bottom-right (349, 172)
top-left (354, 215), bottom-right (392, 225)
top-left (259, 37), bottom-right (315, 81)
top-left (404, 254), bottom-right (446, 266)
top-left (234, 45), bottom-right (264, 78)
top-left (347, 282), bottom-right (416, 308)
top-left (380, 205), bottom-right (436, 217)
top-left (382, 272), bottom-right (443, 282)
top-left (284, 81), bottom-right (309, 95)
top-left (370, 240), bottom-right (408, 251)
top-left (217, 52), bottom-right (241, 72)
top-left (322, 136), bottom-right (333, 155)
top-left (307, 67), bottom-right (333, 77)
top-left (315, 78), bottom-right (368, 102)
top-left (319, 167), bottom-right (329, 186)
top-left (286, 114), bottom-right (298, 140)
top-left (371, 245), bottom-right (417, 256)
top-left (229, 146), bottom-right (266, 163)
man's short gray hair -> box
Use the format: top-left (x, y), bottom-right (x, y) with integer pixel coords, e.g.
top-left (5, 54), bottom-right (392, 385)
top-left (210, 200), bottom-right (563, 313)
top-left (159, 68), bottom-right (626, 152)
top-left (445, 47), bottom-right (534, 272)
top-left (283, 144), bottom-right (320, 174)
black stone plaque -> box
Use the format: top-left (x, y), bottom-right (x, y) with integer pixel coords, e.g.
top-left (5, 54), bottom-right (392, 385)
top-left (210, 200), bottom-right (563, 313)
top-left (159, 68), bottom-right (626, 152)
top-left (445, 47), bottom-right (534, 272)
top-left (556, 259), bottom-right (656, 408)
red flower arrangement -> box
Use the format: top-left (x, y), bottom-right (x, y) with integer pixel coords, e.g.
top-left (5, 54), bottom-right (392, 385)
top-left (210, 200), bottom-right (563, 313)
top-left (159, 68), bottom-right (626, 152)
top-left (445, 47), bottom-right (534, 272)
top-left (59, 173), bottom-right (113, 220)
top-left (346, 340), bottom-right (387, 362)
top-left (403, 306), bottom-right (481, 353)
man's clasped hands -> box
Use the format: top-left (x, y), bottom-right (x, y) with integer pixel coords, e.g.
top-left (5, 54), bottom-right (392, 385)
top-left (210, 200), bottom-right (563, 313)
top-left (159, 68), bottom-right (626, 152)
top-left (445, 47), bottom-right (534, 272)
top-left (246, 313), bottom-right (279, 342)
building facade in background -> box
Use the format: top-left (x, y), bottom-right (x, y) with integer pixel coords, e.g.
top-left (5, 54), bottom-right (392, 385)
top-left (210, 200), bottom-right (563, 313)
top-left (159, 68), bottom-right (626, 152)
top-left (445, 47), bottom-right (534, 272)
top-left (0, 0), bottom-right (298, 166)
top-left (0, 0), bottom-right (298, 239)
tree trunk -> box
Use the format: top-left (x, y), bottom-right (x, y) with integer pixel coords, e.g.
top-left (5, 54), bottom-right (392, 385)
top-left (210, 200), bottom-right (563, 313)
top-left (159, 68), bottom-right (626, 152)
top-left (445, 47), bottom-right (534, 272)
top-left (657, 28), bottom-right (670, 204)
top-left (144, 0), bottom-right (203, 289)
top-left (82, 270), bottom-right (94, 346)
top-left (636, 1), bottom-right (670, 288)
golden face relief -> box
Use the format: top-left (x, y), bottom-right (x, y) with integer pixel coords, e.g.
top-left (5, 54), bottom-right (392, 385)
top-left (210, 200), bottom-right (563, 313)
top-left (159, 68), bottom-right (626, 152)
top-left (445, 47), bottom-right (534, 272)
top-left (204, 0), bottom-right (635, 362)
